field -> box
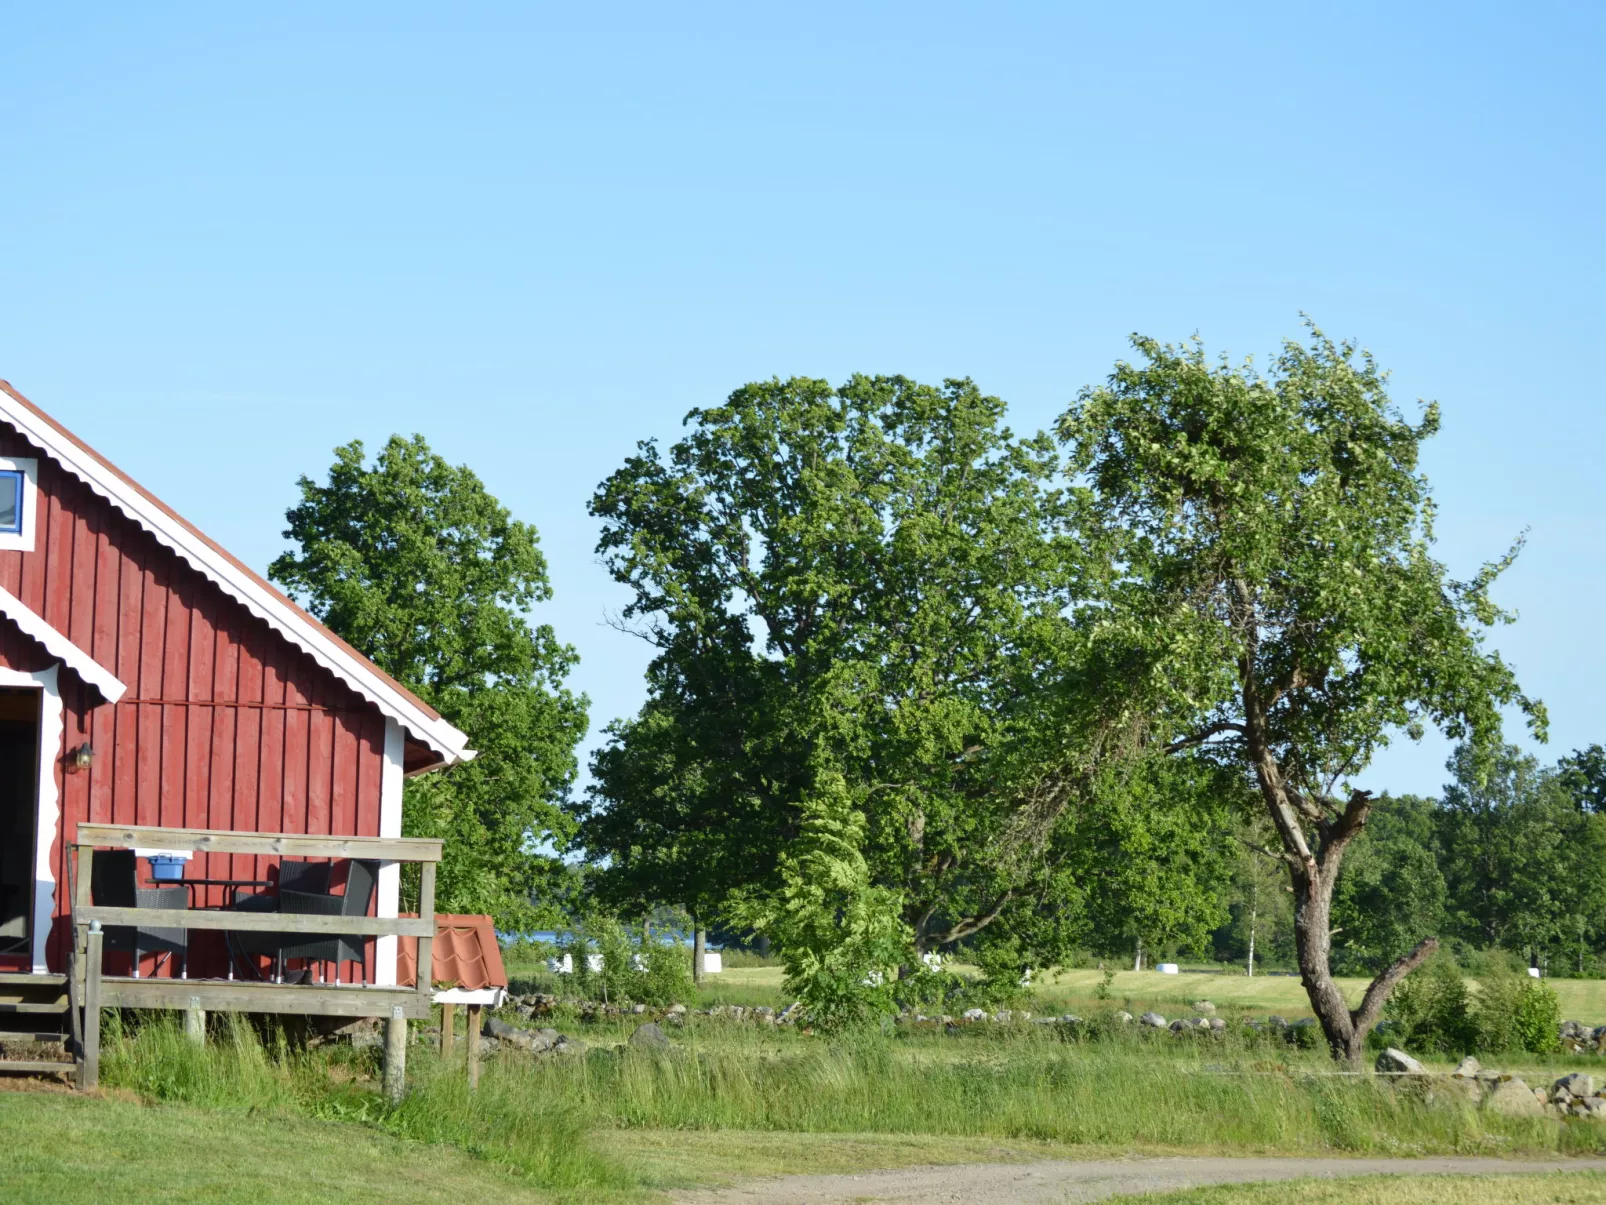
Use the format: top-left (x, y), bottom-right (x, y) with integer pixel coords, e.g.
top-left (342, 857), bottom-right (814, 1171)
top-left (690, 964), bottom-right (1606, 1027)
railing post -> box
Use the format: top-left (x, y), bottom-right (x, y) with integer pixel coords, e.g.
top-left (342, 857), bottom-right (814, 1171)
top-left (415, 860), bottom-right (436, 1006)
top-left (467, 1003), bottom-right (481, 1090)
top-left (73, 845), bottom-right (94, 996)
top-left (440, 1001), bottom-right (455, 1057)
top-left (80, 921), bottom-right (103, 1091)
top-left (383, 1004), bottom-right (408, 1105)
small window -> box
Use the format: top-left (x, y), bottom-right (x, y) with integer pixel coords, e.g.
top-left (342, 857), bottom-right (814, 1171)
top-left (0, 471), bottom-right (23, 535)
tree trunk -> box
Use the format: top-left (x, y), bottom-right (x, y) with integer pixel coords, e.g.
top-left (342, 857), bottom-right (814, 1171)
top-left (1247, 900), bottom-right (1256, 978)
top-left (693, 926), bottom-right (706, 985)
top-left (1238, 664), bottom-right (1437, 1063)
top-left (1133, 938), bottom-right (1143, 972)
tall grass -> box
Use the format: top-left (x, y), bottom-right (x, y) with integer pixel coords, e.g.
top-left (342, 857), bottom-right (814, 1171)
top-left (99, 1011), bottom-right (1606, 1198)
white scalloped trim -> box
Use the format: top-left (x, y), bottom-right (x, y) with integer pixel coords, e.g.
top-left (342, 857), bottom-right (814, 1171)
top-left (0, 393), bottom-right (471, 766)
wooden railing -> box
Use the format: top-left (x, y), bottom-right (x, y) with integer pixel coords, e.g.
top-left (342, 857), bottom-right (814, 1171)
top-left (71, 824), bottom-right (442, 1093)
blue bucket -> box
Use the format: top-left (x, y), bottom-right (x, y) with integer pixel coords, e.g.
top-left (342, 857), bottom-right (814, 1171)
top-left (148, 855), bottom-right (189, 882)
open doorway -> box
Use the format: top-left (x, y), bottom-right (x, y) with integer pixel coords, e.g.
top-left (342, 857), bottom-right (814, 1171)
top-left (0, 687), bottom-right (40, 957)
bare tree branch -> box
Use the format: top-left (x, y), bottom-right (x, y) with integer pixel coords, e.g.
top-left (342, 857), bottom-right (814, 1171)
top-left (1165, 721), bottom-right (1247, 755)
top-left (1351, 936), bottom-right (1440, 1039)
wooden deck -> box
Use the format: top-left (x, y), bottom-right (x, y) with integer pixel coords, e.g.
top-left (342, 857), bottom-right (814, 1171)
top-left (69, 824), bottom-right (442, 1097)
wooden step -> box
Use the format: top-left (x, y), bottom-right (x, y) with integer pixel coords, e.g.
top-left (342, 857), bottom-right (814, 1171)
top-left (0, 1001), bottom-right (67, 1014)
top-left (0, 973), bottom-right (67, 986)
top-left (0, 1060), bottom-right (73, 1075)
top-left (0, 1031), bottom-right (66, 1045)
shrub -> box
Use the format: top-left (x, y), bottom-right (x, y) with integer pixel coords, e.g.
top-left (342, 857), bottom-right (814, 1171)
top-left (568, 916), bottom-right (694, 1006)
top-left (1382, 952), bottom-right (1476, 1055)
top-left (1474, 966), bottom-right (1562, 1055)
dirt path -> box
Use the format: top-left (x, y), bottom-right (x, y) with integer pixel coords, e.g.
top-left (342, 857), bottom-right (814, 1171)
top-left (669, 1155), bottom-right (1606, 1204)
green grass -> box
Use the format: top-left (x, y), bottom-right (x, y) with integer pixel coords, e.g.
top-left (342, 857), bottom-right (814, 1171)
top-left (674, 964), bottom-right (1606, 1027)
top-left (43, 1009), bottom-right (1606, 1203)
top-left (1106, 1172), bottom-right (1606, 1203)
top-left (0, 1092), bottom-right (580, 1204)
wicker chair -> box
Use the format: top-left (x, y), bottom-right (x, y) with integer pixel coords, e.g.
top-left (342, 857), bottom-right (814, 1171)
top-left (89, 849), bottom-right (188, 978)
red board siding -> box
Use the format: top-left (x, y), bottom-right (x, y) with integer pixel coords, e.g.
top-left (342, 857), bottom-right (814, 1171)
top-left (0, 430), bottom-right (388, 978)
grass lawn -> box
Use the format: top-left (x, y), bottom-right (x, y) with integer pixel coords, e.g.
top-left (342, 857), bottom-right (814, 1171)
top-left (1107, 1171), bottom-right (1606, 1203)
top-left (1037, 970), bottom-right (1606, 1024)
top-left (0, 1091), bottom-right (569, 1205)
top-left (699, 964), bottom-right (1606, 1027)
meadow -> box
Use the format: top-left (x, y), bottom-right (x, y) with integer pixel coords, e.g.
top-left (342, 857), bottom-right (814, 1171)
top-left (13, 992), bottom-right (1602, 1205)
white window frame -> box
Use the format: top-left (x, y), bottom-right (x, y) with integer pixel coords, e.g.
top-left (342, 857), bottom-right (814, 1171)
top-left (0, 457), bottom-right (40, 553)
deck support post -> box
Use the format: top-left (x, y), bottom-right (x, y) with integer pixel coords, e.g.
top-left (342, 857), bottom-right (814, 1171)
top-left (383, 1009), bottom-right (408, 1104)
top-left (466, 1003), bottom-right (481, 1090)
top-left (183, 1005), bottom-right (206, 1045)
top-left (80, 923), bottom-right (103, 1091)
top-left (440, 1001), bottom-right (455, 1057)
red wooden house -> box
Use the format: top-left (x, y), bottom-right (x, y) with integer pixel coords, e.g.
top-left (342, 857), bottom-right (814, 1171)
top-left (0, 379), bottom-right (471, 986)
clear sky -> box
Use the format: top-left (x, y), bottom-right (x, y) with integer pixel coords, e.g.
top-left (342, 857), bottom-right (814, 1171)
top-left (2, 3), bottom-right (1601, 801)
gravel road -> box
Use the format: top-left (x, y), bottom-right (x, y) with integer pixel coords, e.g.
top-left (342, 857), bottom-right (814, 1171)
top-left (669, 1155), bottom-right (1606, 1204)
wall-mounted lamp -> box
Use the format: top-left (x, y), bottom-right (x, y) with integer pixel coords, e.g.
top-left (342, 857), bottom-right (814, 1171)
top-left (67, 742), bottom-right (94, 773)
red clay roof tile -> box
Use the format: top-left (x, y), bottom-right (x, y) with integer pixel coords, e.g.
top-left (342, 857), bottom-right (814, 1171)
top-left (399, 913), bottom-right (508, 992)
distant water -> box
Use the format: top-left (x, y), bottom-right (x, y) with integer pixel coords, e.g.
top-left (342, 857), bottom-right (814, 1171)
top-left (499, 930), bottom-right (718, 949)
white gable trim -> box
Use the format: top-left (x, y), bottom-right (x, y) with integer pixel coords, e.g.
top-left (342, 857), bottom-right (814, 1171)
top-left (0, 584), bottom-right (125, 703)
top-left (0, 393), bottom-right (471, 765)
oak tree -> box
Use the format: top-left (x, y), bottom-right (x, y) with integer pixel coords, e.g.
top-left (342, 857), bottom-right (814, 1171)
top-left (271, 435), bottom-right (588, 926)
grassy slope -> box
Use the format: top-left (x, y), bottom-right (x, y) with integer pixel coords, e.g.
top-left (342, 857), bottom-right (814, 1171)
top-left (1107, 1171), bottom-right (1606, 1203)
top-left (0, 1093), bottom-right (564, 1205)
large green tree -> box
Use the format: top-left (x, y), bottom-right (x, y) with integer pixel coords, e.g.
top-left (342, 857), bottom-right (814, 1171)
top-left (1058, 326), bottom-right (1545, 1062)
top-left (581, 374), bottom-right (1211, 977)
top-left (271, 435), bottom-right (588, 926)
top-left (1437, 743), bottom-right (1606, 970)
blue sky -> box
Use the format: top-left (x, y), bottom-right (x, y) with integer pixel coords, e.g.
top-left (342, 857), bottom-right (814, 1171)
top-left (2, 3), bottom-right (1601, 799)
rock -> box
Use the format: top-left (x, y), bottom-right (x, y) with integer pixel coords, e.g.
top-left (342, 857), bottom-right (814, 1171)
top-left (1267, 1015), bottom-right (1289, 1030)
top-left (1168, 1019), bottom-right (1189, 1033)
top-left (1444, 1075), bottom-right (1484, 1103)
top-left (1553, 1073), bottom-right (1596, 1100)
top-left (1375, 1048), bottom-right (1425, 1076)
top-left (962, 1008), bottom-right (989, 1022)
top-left (1452, 1056), bottom-right (1481, 1078)
top-left (778, 1003), bottom-right (804, 1023)
top-left (1209, 1018), bottom-right (1227, 1032)
top-left (631, 1003), bottom-right (648, 1015)
top-left (1114, 1011), bottom-right (1133, 1024)
top-left (1485, 1077), bottom-right (1545, 1116)
top-left (1561, 1020), bottom-right (1588, 1040)
top-left (484, 1016), bottom-right (538, 1049)
top-left (553, 1034), bottom-right (586, 1055)
top-left (1031, 1016), bottom-right (1058, 1026)
top-left (1138, 1011), bottom-right (1167, 1028)
top-left (628, 1022), bottom-right (671, 1051)
top-left (994, 1009), bottom-right (1013, 1024)
top-left (667, 1003), bottom-right (687, 1015)
top-left (1192, 1001), bottom-right (1217, 1016)
top-left (753, 1005), bottom-right (775, 1018)
top-left (1060, 1014), bottom-right (1083, 1026)
top-left (1578, 1097), bottom-right (1606, 1120)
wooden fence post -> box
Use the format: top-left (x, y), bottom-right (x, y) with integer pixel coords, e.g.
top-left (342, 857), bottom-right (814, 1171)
top-left (383, 1006), bottom-right (408, 1104)
top-left (440, 1001), bottom-right (455, 1057)
top-left (80, 923), bottom-right (103, 1091)
top-left (466, 1003), bottom-right (481, 1090)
